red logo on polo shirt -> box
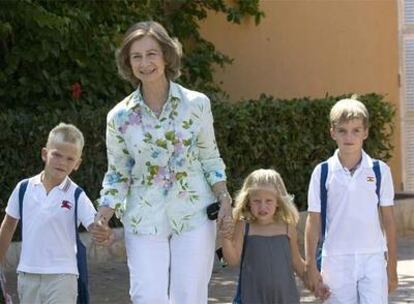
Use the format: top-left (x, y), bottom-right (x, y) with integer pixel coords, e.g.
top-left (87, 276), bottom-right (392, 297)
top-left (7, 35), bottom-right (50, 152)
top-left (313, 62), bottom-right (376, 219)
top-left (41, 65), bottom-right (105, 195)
top-left (61, 200), bottom-right (72, 210)
top-left (367, 176), bottom-right (375, 182)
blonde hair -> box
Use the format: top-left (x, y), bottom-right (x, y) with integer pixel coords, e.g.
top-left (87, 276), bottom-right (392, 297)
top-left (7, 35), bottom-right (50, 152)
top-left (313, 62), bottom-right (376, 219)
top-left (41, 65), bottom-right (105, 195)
top-left (330, 95), bottom-right (369, 129)
top-left (47, 122), bottom-right (84, 153)
top-left (116, 21), bottom-right (182, 87)
top-left (233, 169), bottom-right (299, 224)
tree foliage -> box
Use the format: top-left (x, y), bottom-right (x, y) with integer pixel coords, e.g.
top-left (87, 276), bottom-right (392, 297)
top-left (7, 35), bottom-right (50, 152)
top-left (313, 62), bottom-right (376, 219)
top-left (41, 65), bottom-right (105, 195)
top-left (0, 0), bottom-right (264, 109)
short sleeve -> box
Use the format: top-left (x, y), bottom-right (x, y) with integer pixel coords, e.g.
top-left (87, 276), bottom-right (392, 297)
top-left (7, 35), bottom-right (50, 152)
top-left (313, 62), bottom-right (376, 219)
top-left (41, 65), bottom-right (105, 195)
top-left (307, 164), bottom-right (322, 213)
top-left (379, 162), bottom-right (394, 207)
top-left (5, 181), bottom-right (24, 220)
top-left (77, 191), bottom-right (97, 229)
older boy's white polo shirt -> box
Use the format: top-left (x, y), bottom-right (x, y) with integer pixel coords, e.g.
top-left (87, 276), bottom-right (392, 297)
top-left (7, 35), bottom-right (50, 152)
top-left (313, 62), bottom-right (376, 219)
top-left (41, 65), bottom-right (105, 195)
top-left (5, 173), bottom-right (96, 274)
top-left (308, 150), bottom-right (394, 256)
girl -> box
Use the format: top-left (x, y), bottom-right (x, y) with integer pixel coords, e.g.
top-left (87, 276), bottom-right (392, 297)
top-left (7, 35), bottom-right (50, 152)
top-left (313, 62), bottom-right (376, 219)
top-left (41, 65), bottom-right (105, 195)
top-left (221, 169), bottom-right (329, 304)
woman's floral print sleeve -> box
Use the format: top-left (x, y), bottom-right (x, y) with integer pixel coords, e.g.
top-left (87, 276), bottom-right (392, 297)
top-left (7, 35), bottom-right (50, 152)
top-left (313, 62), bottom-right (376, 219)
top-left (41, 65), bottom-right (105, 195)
top-left (197, 96), bottom-right (226, 186)
top-left (98, 109), bottom-right (133, 217)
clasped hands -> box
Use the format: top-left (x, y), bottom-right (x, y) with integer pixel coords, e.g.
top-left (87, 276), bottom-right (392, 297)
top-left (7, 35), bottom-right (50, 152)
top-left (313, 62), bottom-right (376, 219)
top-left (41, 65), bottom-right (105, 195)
top-left (90, 215), bottom-right (113, 246)
top-left (219, 214), bottom-right (234, 240)
top-left (305, 265), bottom-right (331, 301)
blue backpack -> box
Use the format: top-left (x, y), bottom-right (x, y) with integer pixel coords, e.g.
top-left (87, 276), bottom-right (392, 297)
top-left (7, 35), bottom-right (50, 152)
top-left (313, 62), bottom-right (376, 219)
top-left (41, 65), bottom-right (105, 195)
top-left (18, 180), bottom-right (89, 304)
top-left (316, 160), bottom-right (381, 271)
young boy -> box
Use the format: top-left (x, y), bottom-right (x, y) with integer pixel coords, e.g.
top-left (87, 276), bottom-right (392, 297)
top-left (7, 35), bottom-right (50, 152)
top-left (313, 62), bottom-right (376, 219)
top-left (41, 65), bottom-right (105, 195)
top-left (0, 123), bottom-right (107, 303)
top-left (305, 98), bottom-right (398, 303)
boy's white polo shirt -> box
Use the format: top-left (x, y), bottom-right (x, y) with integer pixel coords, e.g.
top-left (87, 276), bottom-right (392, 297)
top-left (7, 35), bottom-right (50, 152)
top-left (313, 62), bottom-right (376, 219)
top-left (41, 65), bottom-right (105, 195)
top-left (5, 173), bottom-right (96, 274)
top-left (308, 150), bottom-right (394, 256)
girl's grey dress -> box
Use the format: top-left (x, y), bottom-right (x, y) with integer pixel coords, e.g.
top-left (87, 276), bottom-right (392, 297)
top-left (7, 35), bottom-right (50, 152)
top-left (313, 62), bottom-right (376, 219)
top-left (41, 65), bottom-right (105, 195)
top-left (236, 223), bottom-right (300, 304)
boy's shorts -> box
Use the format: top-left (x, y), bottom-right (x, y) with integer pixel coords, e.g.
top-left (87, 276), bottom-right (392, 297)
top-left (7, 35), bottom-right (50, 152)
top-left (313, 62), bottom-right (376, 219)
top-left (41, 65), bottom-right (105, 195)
top-left (18, 272), bottom-right (77, 304)
top-left (322, 252), bottom-right (388, 304)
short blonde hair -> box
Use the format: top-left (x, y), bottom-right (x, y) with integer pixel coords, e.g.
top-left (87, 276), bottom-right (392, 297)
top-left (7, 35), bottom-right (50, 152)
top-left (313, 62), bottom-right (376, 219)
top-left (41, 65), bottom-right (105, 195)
top-left (330, 95), bottom-right (369, 129)
top-left (47, 122), bottom-right (84, 153)
top-left (233, 169), bottom-right (299, 225)
top-left (116, 21), bottom-right (182, 87)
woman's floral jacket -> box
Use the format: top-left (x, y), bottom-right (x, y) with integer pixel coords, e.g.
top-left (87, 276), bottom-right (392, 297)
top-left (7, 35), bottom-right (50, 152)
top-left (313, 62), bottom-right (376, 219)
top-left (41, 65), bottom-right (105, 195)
top-left (98, 82), bottom-right (226, 235)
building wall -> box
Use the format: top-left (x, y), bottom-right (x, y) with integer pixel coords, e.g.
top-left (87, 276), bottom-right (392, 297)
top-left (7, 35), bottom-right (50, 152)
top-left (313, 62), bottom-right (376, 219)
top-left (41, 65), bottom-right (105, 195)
top-left (199, 0), bottom-right (402, 190)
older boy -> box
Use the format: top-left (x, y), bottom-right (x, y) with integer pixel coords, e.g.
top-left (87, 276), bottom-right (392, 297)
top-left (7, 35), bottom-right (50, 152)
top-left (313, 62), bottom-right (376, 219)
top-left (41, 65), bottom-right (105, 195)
top-left (305, 98), bottom-right (398, 303)
top-left (0, 123), bottom-right (107, 304)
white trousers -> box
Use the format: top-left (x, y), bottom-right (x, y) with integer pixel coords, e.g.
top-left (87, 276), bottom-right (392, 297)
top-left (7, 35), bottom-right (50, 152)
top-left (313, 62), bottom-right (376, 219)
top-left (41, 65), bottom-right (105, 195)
top-left (124, 220), bottom-right (216, 304)
top-left (322, 253), bottom-right (388, 304)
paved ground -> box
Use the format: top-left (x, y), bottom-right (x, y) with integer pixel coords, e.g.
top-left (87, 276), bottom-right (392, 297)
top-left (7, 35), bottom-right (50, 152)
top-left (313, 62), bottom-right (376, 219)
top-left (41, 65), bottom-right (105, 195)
top-left (4, 236), bottom-right (414, 303)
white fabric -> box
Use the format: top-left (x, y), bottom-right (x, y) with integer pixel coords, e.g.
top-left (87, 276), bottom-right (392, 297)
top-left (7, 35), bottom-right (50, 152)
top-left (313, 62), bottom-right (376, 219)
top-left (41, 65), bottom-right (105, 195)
top-left (17, 272), bottom-right (77, 304)
top-left (308, 150), bottom-right (394, 256)
top-left (322, 253), bottom-right (388, 304)
top-left (6, 174), bottom-right (96, 274)
top-left (124, 220), bottom-right (216, 304)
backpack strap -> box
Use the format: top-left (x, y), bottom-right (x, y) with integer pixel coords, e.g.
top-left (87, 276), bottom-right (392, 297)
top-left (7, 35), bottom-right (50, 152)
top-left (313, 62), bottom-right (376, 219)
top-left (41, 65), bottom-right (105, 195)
top-left (316, 162), bottom-right (328, 271)
top-left (320, 162), bottom-right (329, 243)
top-left (74, 186), bottom-right (90, 304)
top-left (18, 179), bottom-right (29, 241)
top-left (74, 187), bottom-right (83, 239)
top-left (372, 160), bottom-right (381, 205)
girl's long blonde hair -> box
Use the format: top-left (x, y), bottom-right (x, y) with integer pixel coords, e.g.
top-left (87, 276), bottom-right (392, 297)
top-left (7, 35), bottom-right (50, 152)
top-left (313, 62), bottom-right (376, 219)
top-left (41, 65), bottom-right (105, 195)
top-left (233, 169), bottom-right (299, 224)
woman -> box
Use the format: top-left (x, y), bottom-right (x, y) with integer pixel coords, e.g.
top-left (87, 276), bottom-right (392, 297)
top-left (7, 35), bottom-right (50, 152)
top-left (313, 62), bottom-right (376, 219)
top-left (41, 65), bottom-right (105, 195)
top-left (95, 21), bottom-right (231, 304)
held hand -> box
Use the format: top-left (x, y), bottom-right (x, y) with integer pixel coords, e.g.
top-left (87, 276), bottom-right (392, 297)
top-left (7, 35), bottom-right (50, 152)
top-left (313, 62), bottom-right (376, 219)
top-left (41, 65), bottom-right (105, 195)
top-left (315, 280), bottom-right (331, 301)
top-left (217, 197), bottom-right (232, 228)
top-left (92, 206), bottom-right (115, 246)
top-left (305, 264), bottom-right (322, 293)
top-left (91, 220), bottom-right (113, 246)
top-left (219, 216), bottom-right (234, 240)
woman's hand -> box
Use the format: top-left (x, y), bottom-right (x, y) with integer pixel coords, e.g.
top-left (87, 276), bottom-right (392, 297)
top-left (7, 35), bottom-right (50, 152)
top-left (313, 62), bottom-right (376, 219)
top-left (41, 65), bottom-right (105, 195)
top-left (91, 207), bottom-right (115, 246)
top-left (219, 215), bottom-right (234, 240)
top-left (217, 194), bottom-right (232, 228)
top-left (95, 206), bottom-right (115, 225)
top-left (90, 221), bottom-right (113, 246)
top-left (211, 182), bottom-right (232, 227)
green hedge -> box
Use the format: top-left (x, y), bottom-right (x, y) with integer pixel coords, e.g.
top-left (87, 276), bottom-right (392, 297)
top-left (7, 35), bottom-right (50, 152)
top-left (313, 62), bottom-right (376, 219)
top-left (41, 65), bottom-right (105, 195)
top-left (0, 93), bottom-right (394, 224)
top-left (213, 93), bottom-right (395, 208)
